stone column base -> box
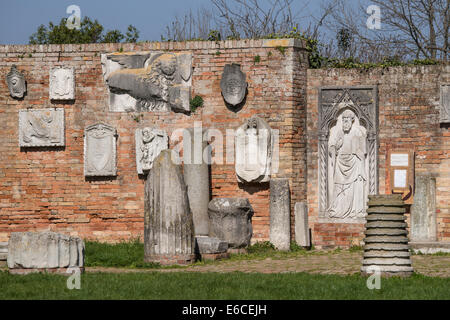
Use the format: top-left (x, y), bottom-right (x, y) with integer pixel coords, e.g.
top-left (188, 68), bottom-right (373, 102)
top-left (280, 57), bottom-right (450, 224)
top-left (9, 267), bottom-right (85, 275)
top-left (145, 254), bottom-right (196, 266)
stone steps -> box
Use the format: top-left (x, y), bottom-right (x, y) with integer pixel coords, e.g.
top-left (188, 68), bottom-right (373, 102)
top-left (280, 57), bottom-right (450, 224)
top-left (0, 242), bottom-right (8, 261)
top-left (361, 195), bottom-right (414, 276)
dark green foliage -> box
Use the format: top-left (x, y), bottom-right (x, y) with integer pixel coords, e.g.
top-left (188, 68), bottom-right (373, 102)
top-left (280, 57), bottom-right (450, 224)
top-left (247, 241), bottom-right (276, 254)
top-left (253, 55), bottom-right (261, 63)
top-left (337, 28), bottom-right (353, 56)
top-left (29, 17), bottom-right (139, 44)
top-left (207, 30), bottom-right (221, 42)
top-left (190, 95), bottom-right (204, 112)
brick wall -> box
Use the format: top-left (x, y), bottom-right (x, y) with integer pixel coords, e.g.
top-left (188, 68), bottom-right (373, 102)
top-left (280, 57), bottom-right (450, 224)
top-left (0, 39), bottom-right (308, 243)
top-left (307, 65), bottom-right (450, 248)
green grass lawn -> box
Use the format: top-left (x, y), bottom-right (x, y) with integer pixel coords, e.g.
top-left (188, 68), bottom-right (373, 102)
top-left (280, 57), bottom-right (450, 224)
top-left (1, 240), bottom-right (448, 300)
top-left (0, 271), bottom-right (448, 300)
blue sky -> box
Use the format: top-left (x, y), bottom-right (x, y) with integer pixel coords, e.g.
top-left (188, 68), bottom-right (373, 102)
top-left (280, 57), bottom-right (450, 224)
top-left (0, 0), bottom-right (325, 44)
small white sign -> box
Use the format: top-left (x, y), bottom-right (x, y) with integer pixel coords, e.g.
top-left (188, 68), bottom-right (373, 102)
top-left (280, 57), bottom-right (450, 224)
top-left (390, 153), bottom-right (409, 167)
top-left (394, 169), bottom-right (407, 188)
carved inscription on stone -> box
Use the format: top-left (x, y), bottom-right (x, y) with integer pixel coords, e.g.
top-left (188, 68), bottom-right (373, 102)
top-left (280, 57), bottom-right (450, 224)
top-left (49, 67), bottom-right (75, 100)
top-left (440, 84), bottom-right (450, 123)
top-left (19, 108), bottom-right (65, 147)
top-left (7, 65), bottom-right (26, 99)
top-left (84, 123), bottom-right (117, 176)
top-left (220, 63), bottom-right (247, 110)
top-left (101, 52), bottom-right (193, 113)
top-left (318, 86), bottom-right (378, 221)
top-left (135, 127), bottom-right (168, 174)
top-left (235, 116), bottom-right (273, 183)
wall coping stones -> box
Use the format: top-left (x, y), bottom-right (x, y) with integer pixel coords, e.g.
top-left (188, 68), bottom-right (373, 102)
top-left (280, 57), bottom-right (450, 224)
top-left (0, 38), bottom-right (306, 54)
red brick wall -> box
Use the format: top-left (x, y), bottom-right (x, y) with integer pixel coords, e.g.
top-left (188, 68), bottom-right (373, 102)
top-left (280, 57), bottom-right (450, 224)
top-left (307, 65), bottom-right (450, 248)
top-left (0, 39), bottom-right (308, 243)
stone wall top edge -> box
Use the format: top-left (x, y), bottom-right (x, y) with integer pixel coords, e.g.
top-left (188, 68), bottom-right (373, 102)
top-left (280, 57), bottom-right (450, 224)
top-left (307, 63), bottom-right (450, 76)
top-left (0, 38), bottom-right (306, 53)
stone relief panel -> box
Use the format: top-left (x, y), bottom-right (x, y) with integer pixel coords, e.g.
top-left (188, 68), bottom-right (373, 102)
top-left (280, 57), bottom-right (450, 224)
top-left (19, 108), bottom-right (65, 147)
top-left (235, 116), bottom-right (273, 183)
top-left (7, 65), bottom-right (26, 99)
top-left (49, 67), bottom-right (75, 100)
top-left (101, 51), bottom-right (193, 113)
top-left (440, 84), bottom-right (450, 123)
top-left (318, 86), bottom-right (378, 222)
top-left (135, 127), bottom-right (168, 174)
top-left (220, 63), bottom-right (247, 111)
top-left (84, 123), bottom-right (117, 177)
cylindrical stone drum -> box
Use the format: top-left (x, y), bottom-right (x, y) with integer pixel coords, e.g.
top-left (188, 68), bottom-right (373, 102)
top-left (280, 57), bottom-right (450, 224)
top-left (361, 194), bottom-right (414, 276)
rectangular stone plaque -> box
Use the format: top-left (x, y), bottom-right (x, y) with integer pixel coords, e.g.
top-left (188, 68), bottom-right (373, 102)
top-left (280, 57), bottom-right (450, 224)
top-left (19, 108), bottom-right (65, 147)
top-left (440, 84), bottom-right (450, 123)
top-left (390, 153), bottom-right (409, 167)
top-left (393, 169), bottom-right (407, 188)
top-left (388, 149), bottom-right (414, 203)
top-left (49, 67), bottom-right (75, 100)
top-left (84, 123), bottom-right (117, 177)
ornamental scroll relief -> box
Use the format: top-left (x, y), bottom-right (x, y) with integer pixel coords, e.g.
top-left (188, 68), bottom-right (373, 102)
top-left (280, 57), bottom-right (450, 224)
top-left (318, 86), bottom-right (378, 222)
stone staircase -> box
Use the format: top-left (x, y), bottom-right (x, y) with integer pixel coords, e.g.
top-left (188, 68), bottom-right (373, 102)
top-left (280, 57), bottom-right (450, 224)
top-left (0, 242), bottom-right (8, 262)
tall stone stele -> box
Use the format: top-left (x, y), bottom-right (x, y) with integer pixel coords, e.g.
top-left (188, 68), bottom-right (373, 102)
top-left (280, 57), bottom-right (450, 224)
top-left (144, 149), bottom-right (195, 265)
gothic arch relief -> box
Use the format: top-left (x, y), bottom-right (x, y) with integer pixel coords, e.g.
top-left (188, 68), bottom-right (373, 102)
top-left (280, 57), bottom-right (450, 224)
top-left (318, 86), bottom-right (378, 222)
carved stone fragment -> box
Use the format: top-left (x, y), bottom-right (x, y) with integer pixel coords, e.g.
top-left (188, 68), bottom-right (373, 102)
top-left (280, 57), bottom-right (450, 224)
top-left (220, 63), bottom-right (247, 109)
top-left (235, 116), bottom-right (273, 183)
top-left (135, 127), bottom-right (168, 174)
top-left (7, 232), bottom-right (84, 273)
top-left (101, 52), bottom-right (193, 113)
top-left (6, 65), bottom-right (26, 98)
top-left (183, 128), bottom-right (211, 236)
top-left (144, 150), bottom-right (195, 265)
top-left (318, 86), bottom-right (378, 221)
top-left (19, 108), bottom-right (65, 147)
top-left (440, 84), bottom-right (450, 123)
top-left (84, 123), bottom-right (117, 177)
top-left (49, 67), bottom-right (75, 100)
top-left (270, 179), bottom-right (291, 251)
top-left (208, 198), bottom-right (254, 248)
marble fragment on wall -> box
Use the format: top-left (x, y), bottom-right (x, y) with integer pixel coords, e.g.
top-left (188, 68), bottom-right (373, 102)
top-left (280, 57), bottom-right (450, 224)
top-left (19, 108), bottom-right (65, 147)
top-left (135, 127), bottom-right (168, 174)
top-left (49, 67), bottom-right (75, 100)
top-left (84, 123), bottom-right (117, 177)
top-left (101, 51), bottom-right (193, 113)
top-left (235, 116), bottom-right (273, 183)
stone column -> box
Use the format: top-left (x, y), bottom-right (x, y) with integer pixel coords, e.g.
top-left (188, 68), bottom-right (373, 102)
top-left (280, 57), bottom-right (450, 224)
top-left (361, 195), bottom-right (413, 277)
top-left (183, 127), bottom-right (210, 236)
top-left (144, 149), bottom-right (195, 265)
top-left (270, 178), bottom-right (291, 251)
top-left (295, 202), bottom-right (310, 247)
top-left (411, 174), bottom-right (437, 242)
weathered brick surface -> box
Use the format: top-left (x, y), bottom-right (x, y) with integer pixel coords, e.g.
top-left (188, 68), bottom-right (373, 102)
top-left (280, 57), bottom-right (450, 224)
top-left (1, 41), bottom-right (448, 248)
top-left (0, 40), bottom-right (308, 243)
top-left (307, 65), bottom-right (450, 247)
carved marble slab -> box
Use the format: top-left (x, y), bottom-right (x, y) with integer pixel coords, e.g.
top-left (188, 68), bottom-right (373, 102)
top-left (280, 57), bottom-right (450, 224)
top-left (135, 127), bottom-right (168, 174)
top-left (220, 63), bottom-right (247, 110)
top-left (235, 116), bottom-right (273, 183)
top-left (7, 65), bottom-right (26, 99)
top-left (318, 86), bottom-right (378, 222)
top-left (101, 51), bottom-right (192, 113)
top-left (19, 108), bottom-right (65, 147)
top-left (49, 67), bottom-right (75, 100)
top-left (440, 84), bottom-right (450, 123)
top-left (84, 123), bottom-right (117, 177)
